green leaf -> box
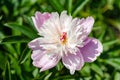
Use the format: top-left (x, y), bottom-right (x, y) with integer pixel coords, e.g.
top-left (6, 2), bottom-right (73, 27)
top-left (8, 54), bottom-right (24, 80)
top-left (80, 64), bottom-right (91, 77)
top-left (48, 0), bottom-right (64, 12)
top-left (19, 46), bottom-right (31, 64)
top-left (44, 72), bottom-right (52, 80)
top-left (32, 68), bottom-right (39, 77)
top-left (104, 58), bottom-right (120, 70)
top-left (54, 75), bottom-right (73, 80)
top-left (67, 0), bottom-right (72, 15)
top-left (7, 61), bottom-right (11, 80)
top-left (56, 62), bottom-right (63, 71)
top-left (98, 25), bottom-right (107, 42)
top-left (107, 19), bottom-right (120, 31)
top-left (91, 63), bottom-right (103, 77)
top-left (3, 61), bottom-right (11, 80)
top-left (103, 39), bottom-right (120, 47)
top-left (72, 0), bottom-right (89, 17)
top-left (95, 74), bottom-right (101, 80)
top-left (0, 52), bottom-right (7, 70)
top-left (4, 23), bottom-right (37, 39)
top-left (23, 15), bottom-right (37, 32)
top-left (0, 16), bottom-right (3, 20)
top-left (3, 44), bottom-right (18, 58)
top-left (114, 72), bottom-right (120, 80)
top-left (0, 36), bottom-right (30, 44)
top-left (0, 32), bottom-right (5, 40)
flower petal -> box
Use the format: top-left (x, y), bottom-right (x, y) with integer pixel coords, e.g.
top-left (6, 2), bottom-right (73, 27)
top-left (60, 11), bottom-right (72, 32)
top-left (40, 54), bottom-right (61, 72)
top-left (80, 37), bottom-right (103, 62)
top-left (41, 12), bottom-right (61, 36)
top-left (79, 17), bottom-right (94, 35)
top-left (32, 12), bottom-right (51, 32)
top-left (31, 49), bottom-right (60, 71)
top-left (28, 38), bottom-right (44, 50)
top-left (62, 51), bottom-right (84, 75)
top-left (31, 50), bottom-right (45, 61)
top-left (83, 37), bottom-right (92, 46)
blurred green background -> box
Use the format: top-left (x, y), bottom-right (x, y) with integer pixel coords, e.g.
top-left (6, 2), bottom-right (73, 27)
top-left (0, 0), bottom-right (120, 80)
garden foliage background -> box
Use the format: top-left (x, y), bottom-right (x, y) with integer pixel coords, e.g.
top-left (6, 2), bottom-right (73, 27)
top-left (0, 0), bottom-right (120, 80)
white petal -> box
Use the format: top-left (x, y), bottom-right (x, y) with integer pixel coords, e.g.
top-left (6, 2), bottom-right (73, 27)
top-left (80, 17), bottom-right (94, 35)
top-left (62, 51), bottom-right (84, 75)
top-left (60, 11), bottom-right (72, 32)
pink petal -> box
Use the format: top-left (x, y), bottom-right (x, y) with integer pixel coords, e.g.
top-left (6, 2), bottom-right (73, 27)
top-left (83, 37), bottom-right (92, 46)
top-left (32, 50), bottom-right (45, 68)
top-left (40, 54), bottom-right (61, 72)
top-left (79, 17), bottom-right (94, 35)
top-left (62, 51), bottom-right (84, 75)
top-left (73, 17), bottom-right (94, 42)
top-left (32, 50), bottom-right (61, 71)
top-left (31, 50), bottom-right (45, 61)
top-left (32, 12), bottom-right (51, 32)
top-left (28, 38), bottom-right (44, 50)
top-left (80, 37), bottom-right (103, 62)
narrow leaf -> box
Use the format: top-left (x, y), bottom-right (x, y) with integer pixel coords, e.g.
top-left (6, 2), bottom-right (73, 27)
top-left (7, 61), bottom-right (11, 80)
top-left (0, 36), bottom-right (30, 44)
top-left (4, 23), bottom-right (37, 39)
top-left (80, 64), bottom-right (91, 76)
top-left (44, 72), bottom-right (52, 80)
top-left (104, 58), bottom-right (120, 70)
top-left (103, 39), bottom-right (120, 46)
top-left (19, 46), bottom-right (31, 64)
top-left (114, 72), bottom-right (120, 80)
top-left (0, 53), bottom-right (7, 70)
top-left (72, 0), bottom-right (89, 17)
top-left (67, 0), bottom-right (72, 15)
top-left (49, 0), bottom-right (63, 12)
top-left (91, 63), bottom-right (103, 77)
top-left (23, 15), bottom-right (37, 32)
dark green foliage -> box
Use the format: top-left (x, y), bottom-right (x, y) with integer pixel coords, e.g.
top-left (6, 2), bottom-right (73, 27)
top-left (0, 0), bottom-right (120, 80)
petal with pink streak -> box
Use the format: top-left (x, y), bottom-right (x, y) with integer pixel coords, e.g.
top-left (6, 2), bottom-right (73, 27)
top-left (28, 38), bottom-right (44, 50)
top-left (32, 50), bottom-right (45, 68)
top-left (62, 51), bottom-right (84, 75)
top-left (80, 38), bottom-right (103, 62)
top-left (32, 50), bottom-right (60, 71)
top-left (31, 50), bottom-right (45, 61)
top-left (79, 17), bottom-right (94, 35)
top-left (83, 37), bottom-right (92, 46)
top-left (32, 12), bottom-right (51, 32)
top-left (40, 54), bottom-right (61, 72)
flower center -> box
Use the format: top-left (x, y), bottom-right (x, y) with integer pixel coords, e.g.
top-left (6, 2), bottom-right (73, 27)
top-left (60, 32), bottom-right (67, 45)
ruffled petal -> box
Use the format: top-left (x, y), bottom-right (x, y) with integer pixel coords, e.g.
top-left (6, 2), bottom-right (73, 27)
top-left (79, 17), bottom-right (94, 35)
top-left (31, 50), bottom-right (45, 61)
top-left (32, 12), bottom-right (51, 32)
top-left (62, 51), bottom-right (84, 75)
top-left (60, 11), bottom-right (72, 32)
top-left (28, 38), bottom-right (44, 50)
top-left (32, 50), bottom-right (45, 68)
top-left (29, 37), bottom-right (60, 71)
top-left (31, 49), bottom-right (61, 71)
top-left (83, 37), bottom-right (92, 46)
top-left (40, 54), bottom-right (61, 71)
top-left (68, 17), bottom-right (94, 48)
top-left (80, 37), bottom-right (103, 62)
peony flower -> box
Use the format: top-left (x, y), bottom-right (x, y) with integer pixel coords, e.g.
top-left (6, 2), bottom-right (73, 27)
top-left (28, 11), bottom-right (103, 75)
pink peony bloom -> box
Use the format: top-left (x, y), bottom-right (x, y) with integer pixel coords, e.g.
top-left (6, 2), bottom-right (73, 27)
top-left (28, 11), bottom-right (103, 75)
